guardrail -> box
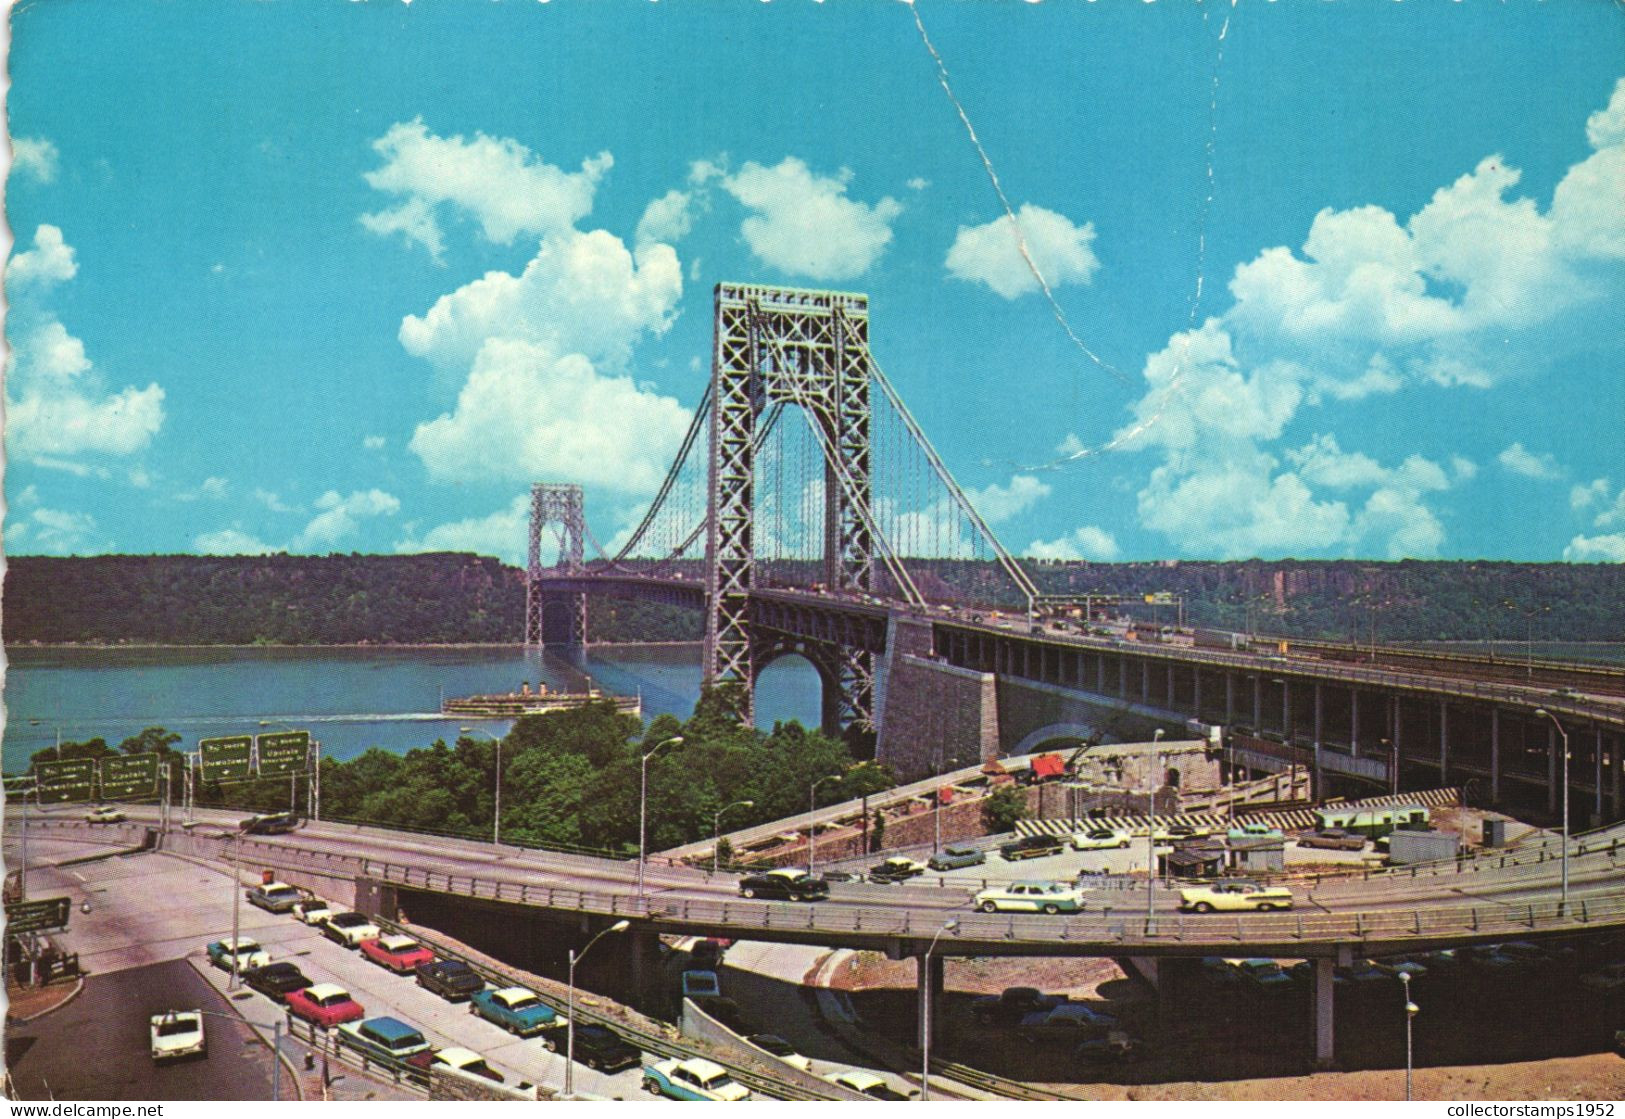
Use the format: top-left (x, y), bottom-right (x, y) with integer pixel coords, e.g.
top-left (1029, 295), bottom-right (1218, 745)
top-left (283, 1014), bottom-right (433, 1097)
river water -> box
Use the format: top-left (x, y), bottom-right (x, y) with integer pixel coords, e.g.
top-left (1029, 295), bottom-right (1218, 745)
top-left (1, 644), bottom-right (823, 771)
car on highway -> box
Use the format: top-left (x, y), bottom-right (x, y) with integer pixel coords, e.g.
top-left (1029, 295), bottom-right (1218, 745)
top-left (1153, 824), bottom-right (1211, 842)
top-left (642, 1057), bottom-right (750, 1101)
top-left (321, 911), bottom-right (382, 948)
top-left (1297, 829), bottom-right (1367, 851)
top-left (206, 937), bottom-right (270, 972)
top-left (867, 856), bottom-right (928, 883)
top-left (150, 1010), bottom-right (206, 1062)
top-left (85, 805), bottom-right (127, 824)
top-left (361, 934), bottom-right (436, 974)
top-left (1226, 823), bottom-right (1285, 841)
top-left (1178, 882), bottom-right (1295, 913)
top-left (825, 1069), bottom-right (911, 1100)
top-left (1070, 828), bottom-right (1131, 851)
top-left (747, 1034), bottom-right (810, 1071)
top-left (337, 1016), bottom-right (435, 1077)
top-left (242, 961), bottom-right (312, 1002)
top-left (431, 1047), bottom-right (504, 1084)
top-left (1014, 1003), bottom-right (1118, 1043)
top-left (974, 881), bottom-right (1087, 914)
top-left (927, 844), bottom-right (986, 871)
top-left (999, 834), bottom-right (1066, 861)
top-left (416, 958), bottom-right (486, 1001)
top-left (970, 987), bottom-right (1064, 1025)
top-left (286, 983), bottom-right (365, 1029)
top-left (245, 881), bottom-right (304, 913)
top-left (291, 897), bottom-right (332, 925)
top-left (737, 867), bottom-right (829, 901)
top-left (1237, 958), bottom-right (1294, 992)
top-left (239, 811), bottom-right (300, 835)
top-left (470, 986), bottom-right (558, 1036)
top-left (539, 1023), bottom-right (643, 1072)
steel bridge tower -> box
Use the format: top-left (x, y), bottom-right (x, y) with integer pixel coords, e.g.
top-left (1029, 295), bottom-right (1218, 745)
top-left (706, 284), bottom-right (876, 729)
top-left (525, 482), bottom-right (587, 648)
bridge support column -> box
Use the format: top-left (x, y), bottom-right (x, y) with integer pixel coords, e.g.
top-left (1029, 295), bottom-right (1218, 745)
top-left (916, 952), bottom-right (946, 1048)
top-left (1547, 722), bottom-right (1559, 816)
top-left (1491, 708), bottom-right (1502, 803)
top-left (1439, 701), bottom-right (1450, 783)
top-left (1192, 669), bottom-right (1203, 719)
top-left (1350, 688), bottom-right (1360, 757)
top-left (1096, 655), bottom-right (1106, 695)
top-left (1312, 957), bottom-right (1336, 1069)
top-left (1595, 728), bottom-right (1604, 824)
top-left (1225, 672), bottom-right (1235, 725)
top-left (1141, 660), bottom-right (1150, 703)
top-left (1282, 684), bottom-right (1293, 744)
top-left (1612, 732), bottom-right (1621, 817)
top-left (1167, 663), bottom-right (1177, 708)
top-left (1252, 676), bottom-right (1262, 731)
top-left (627, 929), bottom-right (662, 1005)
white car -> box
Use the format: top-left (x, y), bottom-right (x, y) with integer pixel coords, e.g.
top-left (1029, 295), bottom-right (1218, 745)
top-left (86, 805), bottom-right (127, 824)
top-left (825, 1069), bottom-right (912, 1100)
top-left (150, 1010), bottom-right (206, 1061)
top-left (292, 897), bottom-right (333, 925)
top-left (321, 911), bottom-right (382, 947)
top-left (973, 881), bottom-right (1088, 914)
top-left (431, 1047), bottom-right (505, 1084)
top-left (1070, 828), bottom-right (1131, 851)
top-left (643, 1057), bottom-right (751, 1101)
top-left (1178, 882), bottom-right (1296, 913)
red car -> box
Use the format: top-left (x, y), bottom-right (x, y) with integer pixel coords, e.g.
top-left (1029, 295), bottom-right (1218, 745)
top-left (361, 934), bottom-right (435, 973)
top-left (286, 983), bottom-right (365, 1028)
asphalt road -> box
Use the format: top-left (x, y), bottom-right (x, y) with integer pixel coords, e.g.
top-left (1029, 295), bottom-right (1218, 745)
top-left (5, 958), bottom-right (277, 1101)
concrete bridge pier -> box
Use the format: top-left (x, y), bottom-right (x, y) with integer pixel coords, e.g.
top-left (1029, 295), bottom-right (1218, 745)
top-left (626, 928), bottom-right (663, 1006)
top-left (1311, 957), bottom-right (1336, 1069)
top-left (916, 952), bottom-right (946, 1048)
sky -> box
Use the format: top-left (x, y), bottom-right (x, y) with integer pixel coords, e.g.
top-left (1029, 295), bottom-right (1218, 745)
top-left (4, 0), bottom-right (1624, 567)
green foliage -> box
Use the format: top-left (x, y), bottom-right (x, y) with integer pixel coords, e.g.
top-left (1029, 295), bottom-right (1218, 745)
top-left (983, 784), bottom-right (1029, 833)
top-left (870, 808), bottom-right (885, 851)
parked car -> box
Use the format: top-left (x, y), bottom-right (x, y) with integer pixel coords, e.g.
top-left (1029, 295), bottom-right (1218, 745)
top-left (974, 881), bottom-right (1087, 914)
top-left (824, 1069), bottom-right (911, 1100)
top-left (1153, 824), bottom-right (1211, 842)
top-left (680, 970), bottom-right (721, 1000)
top-left (1298, 829), bottom-right (1367, 851)
top-left (1579, 962), bottom-right (1625, 993)
top-left (747, 1034), bottom-right (811, 1071)
top-left (336, 1016), bottom-right (434, 1077)
top-left (737, 867), bottom-right (829, 901)
top-left (1237, 958), bottom-right (1294, 992)
top-left (539, 1023), bottom-right (642, 1072)
top-left (868, 856), bottom-right (928, 883)
top-left (85, 805), bottom-right (127, 824)
top-left (1070, 828), bottom-right (1131, 851)
top-left (1201, 957), bottom-right (1244, 987)
top-left (642, 1057), bottom-right (750, 1101)
top-left (1015, 1003), bottom-right (1118, 1042)
top-left (291, 897), bottom-right (332, 925)
top-left (239, 811), bottom-right (300, 835)
top-left (150, 1010), bottom-right (206, 1062)
top-left (206, 937), bottom-right (270, 972)
top-left (927, 844), bottom-right (986, 871)
top-left (1000, 834), bottom-right (1066, 861)
top-left (970, 987), bottom-right (1063, 1025)
top-left (321, 911), bottom-right (382, 948)
top-left (242, 961), bottom-right (312, 1002)
top-left (1178, 882), bottom-right (1295, 913)
top-left (416, 958), bottom-right (486, 1001)
top-left (1226, 823), bottom-right (1285, 841)
top-left (246, 881), bottom-right (304, 913)
top-left (430, 1047), bottom-right (503, 1083)
top-left (690, 938), bottom-right (728, 968)
top-left (470, 986), bottom-right (558, 1036)
top-left (361, 934), bottom-right (435, 974)
top-left (1336, 960), bottom-right (1393, 990)
top-left (286, 983), bottom-right (365, 1028)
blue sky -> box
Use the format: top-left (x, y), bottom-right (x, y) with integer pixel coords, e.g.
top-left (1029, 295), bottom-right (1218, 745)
top-left (5, 1), bottom-right (1623, 566)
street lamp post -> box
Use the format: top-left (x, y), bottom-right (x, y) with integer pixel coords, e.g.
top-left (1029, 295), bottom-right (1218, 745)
top-left (638, 736), bottom-right (683, 897)
top-left (228, 833), bottom-right (243, 991)
top-left (259, 721), bottom-right (303, 816)
top-left (565, 919), bottom-right (630, 1097)
top-left (460, 728), bottom-right (504, 846)
top-left (1534, 709), bottom-right (1570, 913)
top-left (1147, 730), bottom-right (1165, 918)
top-left (712, 800), bottom-right (754, 875)
top-left (920, 919), bottom-right (958, 1102)
top-left (179, 1009), bottom-right (284, 1100)
top-left (808, 774), bottom-right (843, 879)
top-left (1401, 971), bottom-right (1418, 1101)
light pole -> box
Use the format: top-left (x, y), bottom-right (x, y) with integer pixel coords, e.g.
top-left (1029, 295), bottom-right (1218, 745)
top-left (638, 736), bottom-right (682, 897)
top-left (712, 800), bottom-right (754, 875)
top-left (808, 774), bottom-right (843, 879)
top-left (177, 1009), bottom-right (284, 1100)
top-left (1400, 971), bottom-right (1418, 1101)
top-left (460, 727), bottom-right (504, 847)
top-left (565, 919), bottom-right (629, 1098)
top-left (259, 721), bottom-right (303, 816)
top-left (1534, 709), bottom-right (1570, 914)
top-left (1147, 730), bottom-right (1165, 917)
top-left (228, 832), bottom-right (243, 991)
top-left (920, 918), bottom-right (958, 1102)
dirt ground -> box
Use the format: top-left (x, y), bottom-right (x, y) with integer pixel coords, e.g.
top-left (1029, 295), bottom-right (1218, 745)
top-left (3, 979), bottom-right (81, 1022)
top-left (831, 951), bottom-right (1625, 1102)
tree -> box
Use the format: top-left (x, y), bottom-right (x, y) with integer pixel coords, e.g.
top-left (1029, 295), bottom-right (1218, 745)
top-left (983, 784), bottom-right (1029, 833)
top-left (870, 808), bottom-right (886, 851)
top-left (715, 836), bottom-right (734, 868)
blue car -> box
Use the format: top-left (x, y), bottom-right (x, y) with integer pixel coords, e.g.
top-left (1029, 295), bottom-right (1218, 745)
top-left (469, 986), bottom-right (558, 1036)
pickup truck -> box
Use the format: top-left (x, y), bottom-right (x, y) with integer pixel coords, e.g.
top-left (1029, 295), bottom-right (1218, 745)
top-left (470, 986), bottom-right (558, 1036)
top-left (1000, 834), bottom-right (1066, 861)
top-left (970, 987), bottom-right (1064, 1026)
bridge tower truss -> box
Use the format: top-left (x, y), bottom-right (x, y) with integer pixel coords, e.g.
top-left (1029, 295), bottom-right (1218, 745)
top-left (525, 482), bottom-right (587, 648)
top-left (706, 285), bottom-right (876, 728)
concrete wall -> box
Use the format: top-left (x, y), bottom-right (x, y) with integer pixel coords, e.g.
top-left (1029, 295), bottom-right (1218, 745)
top-left (877, 653), bottom-right (999, 783)
top-left (158, 828), bottom-right (360, 908)
top-left (677, 999), bottom-right (868, 1101)
top-left (993, 675), bottom-right (1183, 756)
top-left (429, 1067), bottom-right (546, 1101)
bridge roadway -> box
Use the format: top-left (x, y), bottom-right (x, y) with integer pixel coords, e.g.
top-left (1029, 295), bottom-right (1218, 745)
top-left (13, 807), bottom-right (1625, 962)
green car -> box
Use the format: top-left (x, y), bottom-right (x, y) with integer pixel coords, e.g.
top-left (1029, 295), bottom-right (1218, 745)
top-left (927, 844), bottom-right (986, 871)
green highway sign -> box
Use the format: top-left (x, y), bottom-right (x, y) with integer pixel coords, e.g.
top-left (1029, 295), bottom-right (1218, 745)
top-left (3, 774), bottom-right (36, 801)
top-left (255, 731), bottom-right (310, 777)
top-left (5, 896), bottom-right (72, 935)
top-left (199, 736), bottom-right (254, 782)
top-left (35, 758), bottom-right (97, 804)
top-left (101, 753), bottom-right (161, 800)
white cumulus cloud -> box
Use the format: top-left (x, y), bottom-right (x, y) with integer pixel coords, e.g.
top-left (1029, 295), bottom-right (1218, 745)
top-left (719, 157), bottom-right (901, 280)
top-left (1564, 533), bottom-right (1625, 563)
top-left (12, 136), bottom-right (60, 184)
top-left (968, 474), bottom-right (1051, 523)
top-left (1497, 442), bottom-right (1563, 480)
top-left (1026, 525), bottom-right (1120, 562)
top-left (395, 494), bottom-right (532, 566)
top-left (8, 224), bottom-right (77, 289)
top-left (945, 203), bottom-right (1100, 300)
top-left (194, 528), bottom-right (278, 556)
top-left (291, 489), bottom-right (401, 552)
top-left (635, 189), bottom-right (698, 248)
